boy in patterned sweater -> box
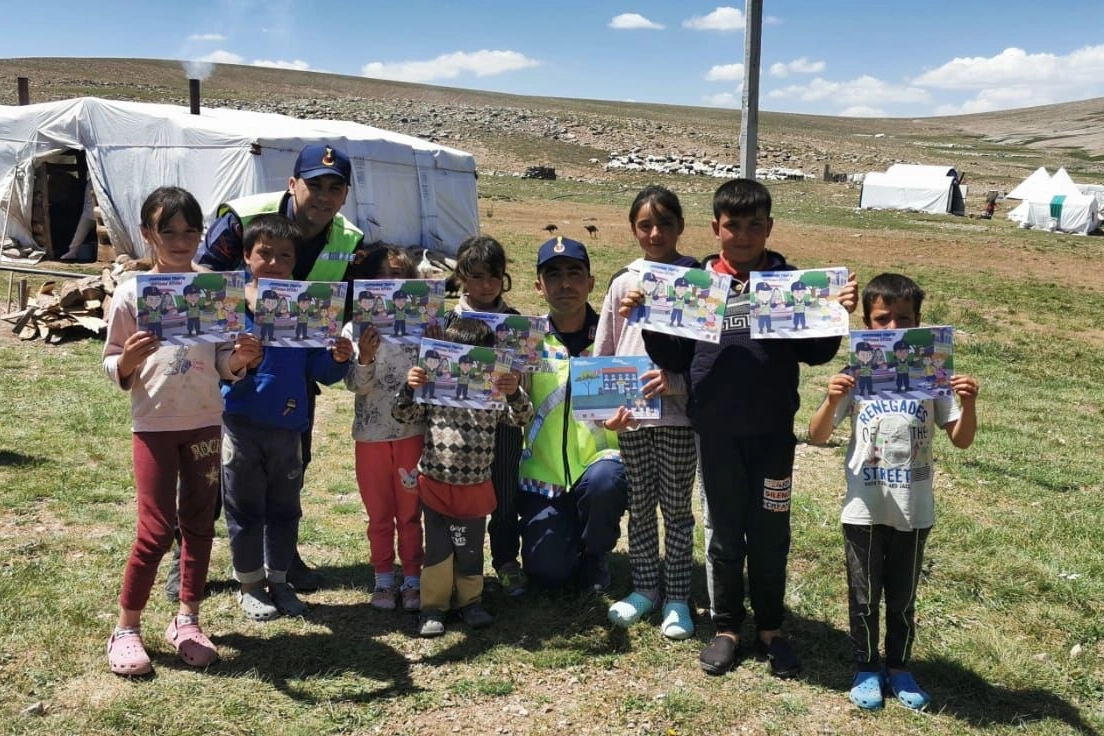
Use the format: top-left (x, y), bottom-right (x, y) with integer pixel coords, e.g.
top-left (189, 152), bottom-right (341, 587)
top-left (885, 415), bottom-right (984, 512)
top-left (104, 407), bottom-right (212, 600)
top-left (392, 318), bottom-right (534, 637)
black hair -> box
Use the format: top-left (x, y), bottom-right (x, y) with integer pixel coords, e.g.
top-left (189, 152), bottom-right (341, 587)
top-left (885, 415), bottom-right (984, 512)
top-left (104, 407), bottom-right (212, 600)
top-left (139, 186), bottom-right (203, 232)
top-left (629, 185), bottom-right (684, 224)
top-left (445, 317), bottom-right (495, 348)
top-left (243, 213), bottom-right (302, 255)
top-left (712, 178), bottom-right (772, 219)
top-left (862, 273), bottom-right (925, 322)
top-left (455, 235), bottom-right (512, 293)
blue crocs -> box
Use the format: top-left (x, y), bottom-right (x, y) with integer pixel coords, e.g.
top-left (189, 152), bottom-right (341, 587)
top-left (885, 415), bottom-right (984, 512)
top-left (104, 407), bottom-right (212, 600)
top-left (608, 591), bottom-right (656, 627)
top-left (849, 670), bottom-right (885, 710)
top-left (660, 600), bottom-right (695, 640)
top-left (887, 670), bottom-right (931, 711)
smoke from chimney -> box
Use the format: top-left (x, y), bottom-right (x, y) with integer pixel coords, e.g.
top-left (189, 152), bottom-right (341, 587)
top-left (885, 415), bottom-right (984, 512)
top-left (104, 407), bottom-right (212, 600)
top-left (182, 60), bottom-right (213, 81)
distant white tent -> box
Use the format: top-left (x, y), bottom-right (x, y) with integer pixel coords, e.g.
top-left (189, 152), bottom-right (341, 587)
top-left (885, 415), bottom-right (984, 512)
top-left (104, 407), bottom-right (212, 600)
top-left (0, 97), bottom-right (480, 258)
top-left (859, 164), bottom-right (965, 215)
top-left (1006, 166), bottom-right (1050, 201)
top-left (1006, 167), bottom-right (1101, 233)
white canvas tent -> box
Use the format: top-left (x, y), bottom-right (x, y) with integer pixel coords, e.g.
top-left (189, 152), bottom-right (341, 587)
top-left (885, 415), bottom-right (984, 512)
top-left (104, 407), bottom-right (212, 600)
top-left (859, 164), bottom-right (965, 215)
top-left (1006, 167), bottom-right (1100, 233)
top-left (0, 97), bottom-right (480, 258)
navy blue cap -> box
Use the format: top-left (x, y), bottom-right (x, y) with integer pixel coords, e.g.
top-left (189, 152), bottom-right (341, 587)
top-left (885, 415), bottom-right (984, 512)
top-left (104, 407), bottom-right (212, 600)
top-left (536, 236), bottom-right (590, 272)
top-left (294, 143), bottom-right (352, 183)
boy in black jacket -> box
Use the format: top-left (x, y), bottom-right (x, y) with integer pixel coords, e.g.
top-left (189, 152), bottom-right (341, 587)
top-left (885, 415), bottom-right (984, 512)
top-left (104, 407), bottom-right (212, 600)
top-left (623, 178), bottom-right (857, 678)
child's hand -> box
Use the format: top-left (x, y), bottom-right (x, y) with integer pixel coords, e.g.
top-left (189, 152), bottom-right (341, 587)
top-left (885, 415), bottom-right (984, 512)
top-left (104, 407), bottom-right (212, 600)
top-left (639, 368), bottom-right (668, 400)
top-left (617, 288), bottom-right (645, 319)
top-left (406, 365), bottom-right (428, 389)
top-left (494, 370), bottom-right (521, 397)
top-left (231, 333), bottom-right (263, 372)
top-left (357, 325), bottom-right (381, 364)
top-left (425, 322), bottom-right (444, 340)
top-left (950, 373), bottom-right (979, 405)
top-left (838, 272), bottom-right (859, 314)
top-left (826, 372), bottom-right (856, 403)
top-left (331, 336), bottom-right (354, 363)
top-left (603, 405), bottom-right (638, 432)
top-left (118, 330), bottom-right (159, 377)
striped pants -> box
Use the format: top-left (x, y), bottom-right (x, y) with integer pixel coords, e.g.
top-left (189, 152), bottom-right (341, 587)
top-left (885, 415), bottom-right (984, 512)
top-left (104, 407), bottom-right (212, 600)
top-left (618, 426), bottom-right (697, 600)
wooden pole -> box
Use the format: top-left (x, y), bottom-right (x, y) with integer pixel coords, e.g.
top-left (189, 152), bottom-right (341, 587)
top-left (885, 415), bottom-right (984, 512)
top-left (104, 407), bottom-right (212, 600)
top-left (17, 77), bottom-right (29, 106)
top-left (739, 0), bottom-right (763, 180)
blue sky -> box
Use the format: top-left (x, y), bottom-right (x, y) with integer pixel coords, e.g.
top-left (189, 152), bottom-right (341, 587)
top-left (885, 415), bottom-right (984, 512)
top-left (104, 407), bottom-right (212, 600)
top-left (6, 0), bottom-right (1104, 117)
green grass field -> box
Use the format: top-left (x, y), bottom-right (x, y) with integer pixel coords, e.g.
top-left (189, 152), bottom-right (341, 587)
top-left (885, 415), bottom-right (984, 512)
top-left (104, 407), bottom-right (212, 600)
top-left (1, 175), bottom-right (1102, 735)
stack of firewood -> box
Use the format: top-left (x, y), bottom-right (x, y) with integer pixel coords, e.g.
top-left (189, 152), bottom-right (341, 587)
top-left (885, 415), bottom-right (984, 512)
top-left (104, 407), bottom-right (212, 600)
top-left (3, 273), bottom-right (111, 343)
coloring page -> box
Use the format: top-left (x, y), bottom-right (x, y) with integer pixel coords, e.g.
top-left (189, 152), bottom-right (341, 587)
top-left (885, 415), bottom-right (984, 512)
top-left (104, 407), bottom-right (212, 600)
top-left (627, 260), bottom-right (731, 343)
top-left (568, 355), bottom-right (662, 421)
top-left (749, 267), bottom-right (850, 339)
top-left (415, 337), bottom-right (514, 410)
top-left (352, 279), bottom-right (446, 345)
top-left (459, 311), bottom-right (549, 372)
top-left (135, 271), bottom-right (246, 345)
top-left (848, 326), bottom-right (955, 400)
top-left (251, 278), bottom-right (347, 347)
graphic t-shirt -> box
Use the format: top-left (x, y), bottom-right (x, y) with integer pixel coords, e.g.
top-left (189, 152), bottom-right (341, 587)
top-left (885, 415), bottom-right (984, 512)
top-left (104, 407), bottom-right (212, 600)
top-left (833, 395), bottom-right (960, 531)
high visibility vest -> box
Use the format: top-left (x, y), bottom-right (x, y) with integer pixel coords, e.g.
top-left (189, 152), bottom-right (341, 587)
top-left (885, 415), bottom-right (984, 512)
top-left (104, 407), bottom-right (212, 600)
top-left (219, 192), bottom-right (363, 281)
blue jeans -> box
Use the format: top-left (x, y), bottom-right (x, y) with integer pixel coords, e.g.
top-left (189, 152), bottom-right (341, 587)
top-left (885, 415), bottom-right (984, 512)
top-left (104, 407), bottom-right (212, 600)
top-left (518, 459), bottom-right (627, 589)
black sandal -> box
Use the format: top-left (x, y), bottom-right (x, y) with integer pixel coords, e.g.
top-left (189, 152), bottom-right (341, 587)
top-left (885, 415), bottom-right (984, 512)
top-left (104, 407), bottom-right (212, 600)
top-left (754, 635), bottom-right (802, 679)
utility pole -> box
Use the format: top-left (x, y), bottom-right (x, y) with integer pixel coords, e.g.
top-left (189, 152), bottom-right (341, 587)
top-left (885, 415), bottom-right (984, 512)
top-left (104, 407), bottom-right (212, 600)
top-left (739, 0), bottom-right (763, 180)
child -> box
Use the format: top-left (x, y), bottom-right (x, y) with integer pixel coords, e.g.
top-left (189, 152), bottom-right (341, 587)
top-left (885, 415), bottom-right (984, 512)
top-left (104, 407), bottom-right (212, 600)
top-left (221, 214), bottom-right (354, 621)
top-left (444, 235), bottom-right (527, 597)
top-left (624, 178), bottom-right (858, 678)
top-left (102, 186), bottom-right (261, 675)
top-left (343, 247), bottom-right (432, 612)
top-left (808, 273), bottom-right (978, 711)
top-left (594, 186), bottom-right (699, 640)
top-left (392, 318), bottom-right (534, 637)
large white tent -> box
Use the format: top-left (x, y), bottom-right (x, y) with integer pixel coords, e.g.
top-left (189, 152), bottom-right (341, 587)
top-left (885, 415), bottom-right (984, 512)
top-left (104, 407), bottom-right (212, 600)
top-left (0, 97), bottom-right (480, 258)
top-left (1006, 167), bottom-right (1100, 233)
top-left (859, 164), bottom-right (965, 215)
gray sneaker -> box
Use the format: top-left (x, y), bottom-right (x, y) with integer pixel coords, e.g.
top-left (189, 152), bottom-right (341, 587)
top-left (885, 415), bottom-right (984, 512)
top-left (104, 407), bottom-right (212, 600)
top-left (460, 602), bottom-right (493, 629)
top-left (419, 609), bottom-right (446, 638)
top-left (237, 588), bottom-right (279, 621)
top-left (269, 581), bottom-right (308, 617)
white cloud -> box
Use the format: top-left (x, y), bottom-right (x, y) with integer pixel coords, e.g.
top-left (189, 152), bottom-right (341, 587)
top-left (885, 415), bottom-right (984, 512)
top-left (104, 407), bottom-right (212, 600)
top-left (933, 87), bottom-right (1048, 116)
top-left (769, 57), bottom-right (825, 78)
top-left (706, 63), bottom-right (744, 82)
top-left (764, 16), bottom-right (782, 25)
top-left (188, 33), bottom-right (226, 42)
top-left (361, 50), bottom-right (539, 83)
top-left (769, 76), bottom-right (930, 108)
top-left (253, 59), bottom-right (312, 71)
top-left (911, 46), bottom-right (1104, 89)
top-left (839, 105), bottom-right (886, 118)
top-left (683, 7), bottom-right (745, 31)
top-left (197, 49), bottom-right (244, 65)
top-left (703, 91), bottom-right (740, 107)
top-left (609, 13), bottom-right (664, 30)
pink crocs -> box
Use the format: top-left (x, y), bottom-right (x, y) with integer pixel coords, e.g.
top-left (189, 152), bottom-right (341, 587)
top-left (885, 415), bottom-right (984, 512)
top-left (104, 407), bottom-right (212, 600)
top-left (107, 628), bottom-right (152, 676)
top-left (165, 615), bottom-right (219, 668)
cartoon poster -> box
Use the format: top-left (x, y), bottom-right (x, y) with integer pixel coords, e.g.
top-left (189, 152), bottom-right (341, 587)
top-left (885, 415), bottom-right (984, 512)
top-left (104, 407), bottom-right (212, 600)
top-left (848, 326), bottom-right (954, 400)
top-left (626, 260), bottom-right (731, 343)
top-left (251, 278), bottom-right (347, 347)
top-left (748, 267), bottom-right (850, 339)
top-left (568, 355), bottom-right (662, 421)
top-left (135, 271), bottom-right (246, 345)
top-left (351, 279), bottom-right (446, 345)
top-left (459, 311), bottom-right (548, 372)
top-left (415, 337), bottom-right (514, 410)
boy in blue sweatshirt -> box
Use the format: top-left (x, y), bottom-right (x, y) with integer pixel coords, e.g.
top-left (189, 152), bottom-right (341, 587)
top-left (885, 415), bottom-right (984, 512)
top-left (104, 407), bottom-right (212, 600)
top-left (221, 215), bottom-right (353, 621)
top-left (626, 179), bottom-right (858, 678)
